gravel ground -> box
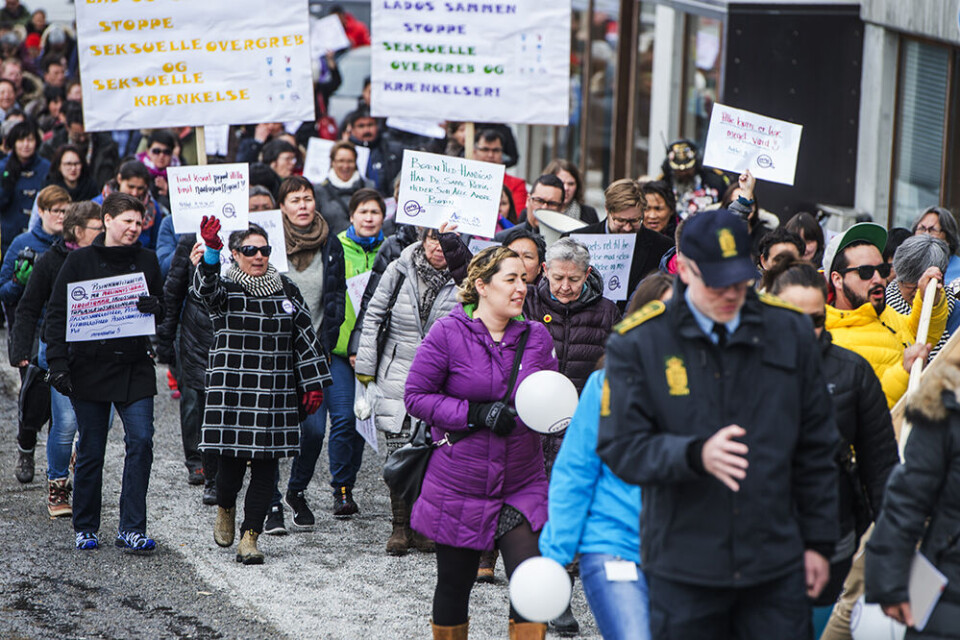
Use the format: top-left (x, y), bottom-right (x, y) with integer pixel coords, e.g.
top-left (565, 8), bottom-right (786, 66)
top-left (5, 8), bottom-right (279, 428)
top-left (0, 332), bottom-right (600, 639)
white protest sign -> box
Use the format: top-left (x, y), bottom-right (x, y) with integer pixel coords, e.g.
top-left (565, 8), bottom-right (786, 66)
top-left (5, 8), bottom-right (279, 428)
top-left (569, 234), bottom-right (637, 302)
top-left (396, 150), bottom-right (504, 237)
top-left (169, 163), bottom-right (249, 234)
top-left (67, 273), bottom-right (155, 342)
top-left (76, 0), bottom-right (314, 131)
top-left (468, 237), bottom-right (500, 253)
top-left (355, 380), bottom-right (379, 453)
top-left (310, 15), bottom-right (351, 58)
top-left (346, 271), bottom-right (372, 314)
top-left (303, 138), bottom-right (370, 185)
top-left (216, 209), bottom-right (289, 275)
top-left (702, 104), bottom-right (803, 186)
top-left (371, 1), bottom-right (571, 125)
top-left (386, 117), bottom-right (446, 139)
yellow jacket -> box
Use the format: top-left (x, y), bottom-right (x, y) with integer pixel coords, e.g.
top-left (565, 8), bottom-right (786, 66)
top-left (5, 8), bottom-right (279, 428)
top-left (826, 292), bottom-right (947, 408)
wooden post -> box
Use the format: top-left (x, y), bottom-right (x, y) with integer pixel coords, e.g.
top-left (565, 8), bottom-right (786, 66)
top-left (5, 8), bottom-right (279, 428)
top-left (195, 126), bottom-right (208, 166)
top-left (464, 121), bottom-right (475, 160)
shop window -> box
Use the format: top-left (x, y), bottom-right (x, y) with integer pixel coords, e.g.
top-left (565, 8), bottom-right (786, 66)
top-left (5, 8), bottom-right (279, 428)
top-left (680, 15), bottom-right (724, 150)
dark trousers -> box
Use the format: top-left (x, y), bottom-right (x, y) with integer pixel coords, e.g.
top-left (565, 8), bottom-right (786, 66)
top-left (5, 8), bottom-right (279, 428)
top-left (180, 385), bottom-right (218, 478)
top-left (433, 520), bottom-right (541, 626)
top-left (647, 570), bottom-right (812, 640)
top-left (72, 397), bottom-right (154, 534)
top-left (217, 456), bottom-right (279, 534)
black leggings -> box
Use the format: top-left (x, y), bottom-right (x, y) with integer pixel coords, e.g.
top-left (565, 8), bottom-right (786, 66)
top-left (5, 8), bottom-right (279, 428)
top-left (433, 519), bottom-right (541, 626)
top-left (216, 456), bottom-right (279, 534)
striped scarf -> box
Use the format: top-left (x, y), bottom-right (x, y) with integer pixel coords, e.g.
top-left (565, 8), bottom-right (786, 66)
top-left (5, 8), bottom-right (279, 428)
top-left (228, 263), bottom-right (283, 297)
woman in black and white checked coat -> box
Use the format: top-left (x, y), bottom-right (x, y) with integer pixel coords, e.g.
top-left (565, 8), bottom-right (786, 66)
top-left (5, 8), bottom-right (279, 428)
top-left (193, 217), bottom-right (332, 564)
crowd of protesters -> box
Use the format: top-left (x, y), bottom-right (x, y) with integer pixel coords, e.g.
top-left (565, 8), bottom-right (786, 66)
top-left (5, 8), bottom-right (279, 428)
top-left (5, 3), bottom-right (960, 640)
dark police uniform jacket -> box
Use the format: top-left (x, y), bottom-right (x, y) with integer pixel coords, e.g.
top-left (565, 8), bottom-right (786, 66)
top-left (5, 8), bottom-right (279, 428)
top-left (597, 282), bottom-right (839, 588)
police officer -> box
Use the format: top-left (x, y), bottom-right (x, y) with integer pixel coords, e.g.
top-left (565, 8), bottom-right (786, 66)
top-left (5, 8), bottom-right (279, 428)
top-left (597, 209), bottom-right (839, 639)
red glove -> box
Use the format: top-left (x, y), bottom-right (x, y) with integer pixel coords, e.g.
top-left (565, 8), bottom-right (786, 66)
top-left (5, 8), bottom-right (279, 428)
top-left (200, 215), bottom-right (223, 250)
top-left (301, 390), bottom-right (323, 415)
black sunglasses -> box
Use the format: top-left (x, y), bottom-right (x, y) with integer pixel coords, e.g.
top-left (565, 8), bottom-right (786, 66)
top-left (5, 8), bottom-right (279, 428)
top-left (237, 245), bottom-right (272, 257)
top-left (150, 147), bottom-right (172, 156)
top-left (840, 263), bottom-right (891, 281)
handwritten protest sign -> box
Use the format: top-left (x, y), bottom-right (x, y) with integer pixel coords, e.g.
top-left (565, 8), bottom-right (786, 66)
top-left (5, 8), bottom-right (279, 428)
top-left (169, 163), bottom-right (249, 234)
top-left (75, 0), bottom-right (314, 131)
top-left (67, 273), bottom-right (154, 342)
top-left (396, 150), bottom-right (504, 237)
top-left (303, 138), bottom-right (370, 185)
top-left (569, 234), bottom-right (637, 302)
top-left (346, 271), bottom-right (372, 314)
top-left (371, 1), bottom-right (571, 125)
top-left (310, 14), bottom-right (351, 58)
top-left (215, 209), bottom-right (288, 275)
top-left (702, 104), bottom-right (803, 186)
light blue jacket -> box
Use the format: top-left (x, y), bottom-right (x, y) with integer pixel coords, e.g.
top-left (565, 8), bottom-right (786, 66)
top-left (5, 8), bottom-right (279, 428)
top-left (539, 370), bottom-right (642, 566)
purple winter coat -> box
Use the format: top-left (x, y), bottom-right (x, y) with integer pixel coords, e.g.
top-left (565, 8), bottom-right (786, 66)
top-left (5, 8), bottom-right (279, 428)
top-left (405, 304), bottom-right (560, 550)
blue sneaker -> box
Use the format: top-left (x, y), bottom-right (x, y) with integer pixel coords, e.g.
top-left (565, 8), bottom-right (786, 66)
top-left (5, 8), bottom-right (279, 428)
top-left (115, 531), bottom-right (156, 554)
top-left (75, 531), bottom-right (99, 550)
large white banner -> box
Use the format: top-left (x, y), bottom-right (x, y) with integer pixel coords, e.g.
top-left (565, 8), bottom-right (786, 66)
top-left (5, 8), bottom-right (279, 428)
top-left (371, 1), bottom-right (571, 125)
top-left (76, 0), bottom-right (315, 131)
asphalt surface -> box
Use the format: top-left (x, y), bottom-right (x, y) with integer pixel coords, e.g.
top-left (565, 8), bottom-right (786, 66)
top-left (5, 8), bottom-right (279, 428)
top-left (0, 331), bottom-right (600, 639)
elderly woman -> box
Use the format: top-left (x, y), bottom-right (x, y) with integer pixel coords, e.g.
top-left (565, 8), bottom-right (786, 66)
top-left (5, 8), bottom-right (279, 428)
top-left (355, 227), bottom-right (459, 555)
top-left (316, 141), bottom-right (376, 236)
top-left (405, 246), bottom-right (559, 640)
top-left (913, 206), bottom-right (960, 287)
top-left (195, 216), bottom-right (332, 564)
top-left (885, 234), bottom-right (958, 358)
top-left (544, 158), bottom-right (600, 224)
top-left (267, 175), bottom-right (346, 534)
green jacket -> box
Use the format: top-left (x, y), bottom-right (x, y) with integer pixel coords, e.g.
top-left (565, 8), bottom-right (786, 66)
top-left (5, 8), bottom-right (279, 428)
top-left (334, 230), bottom-right (382, 356)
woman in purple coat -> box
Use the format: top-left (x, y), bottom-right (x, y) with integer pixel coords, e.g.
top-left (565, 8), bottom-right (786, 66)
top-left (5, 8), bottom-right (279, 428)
top-left (405, 246), bottom-right (559, 640)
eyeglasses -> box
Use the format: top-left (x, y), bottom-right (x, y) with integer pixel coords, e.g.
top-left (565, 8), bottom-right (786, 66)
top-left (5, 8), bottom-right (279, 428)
top-left (810, 313), bottom-right (826, 329)
top-left (840, 263), bottom-right (892, 281)
top-left (475, 146), bottom-right (503, 154)
top-left (149, 147), bottom-right (172, 156)
top-left (608, 215), bottom-right (643, 228)
top-left (61, 161), bottom-right (81, 168)
top-left (83, 225), bottom-right (103, 232)
top-left (529, 195), bottom-right (563, 210)
top-left (917, 225), bottom-right (943, 235)
top-left (237, 245), bottom-right (272, 257)
top-left (49, 207), bottom-right (68, 216)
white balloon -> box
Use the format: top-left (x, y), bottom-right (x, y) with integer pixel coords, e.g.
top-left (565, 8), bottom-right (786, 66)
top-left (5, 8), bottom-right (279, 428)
top-left (851, 597), bottom-right (906, 640)
top-left (515, 370), bottom-right (578, 434)
top-left (509, 557), bottom-right (572, 622)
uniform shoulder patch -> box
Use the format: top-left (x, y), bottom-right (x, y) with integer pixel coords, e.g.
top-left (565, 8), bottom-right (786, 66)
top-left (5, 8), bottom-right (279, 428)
top-left (759, 291), bottom-right (802, 313)
top-left (615, 300), bottom-right (666, 334)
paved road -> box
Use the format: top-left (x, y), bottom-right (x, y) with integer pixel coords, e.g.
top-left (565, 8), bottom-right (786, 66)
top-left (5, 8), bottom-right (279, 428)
top-left (0, 335), bottom-right (600, 639)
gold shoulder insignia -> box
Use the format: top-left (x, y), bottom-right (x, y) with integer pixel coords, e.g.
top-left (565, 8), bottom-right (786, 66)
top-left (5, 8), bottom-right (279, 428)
top-left (759, 291), bottom-right (802, 313)
top-left (615, 300), bottom-right (666, 334)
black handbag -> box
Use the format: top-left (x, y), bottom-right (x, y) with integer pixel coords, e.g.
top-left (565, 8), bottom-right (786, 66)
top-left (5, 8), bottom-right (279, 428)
top-left (383, 327), bottom-right (530, 506)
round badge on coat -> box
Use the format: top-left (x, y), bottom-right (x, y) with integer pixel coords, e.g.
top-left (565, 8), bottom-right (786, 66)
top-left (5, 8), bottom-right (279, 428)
top-left (281, 299), bottom-right (295, 314)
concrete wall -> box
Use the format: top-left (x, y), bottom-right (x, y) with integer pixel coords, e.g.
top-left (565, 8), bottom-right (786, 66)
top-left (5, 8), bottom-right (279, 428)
top-left (861, 0), bottom-right (960, 45)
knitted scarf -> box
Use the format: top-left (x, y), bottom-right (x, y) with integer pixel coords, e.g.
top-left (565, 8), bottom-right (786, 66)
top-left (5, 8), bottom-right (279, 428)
top-left (564, 200), bottom-right (583, 221)
top-left (412, 244), bottom-right (450, 325)
top-left (284, 212), bottom-right (329, 272)
top-left (326, 168), bottom-right (361, 189)
top-left (228, 263), bottom-right (283, 297)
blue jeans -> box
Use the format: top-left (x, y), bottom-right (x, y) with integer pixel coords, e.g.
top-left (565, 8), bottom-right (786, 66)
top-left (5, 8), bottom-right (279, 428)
top-left (38, 340), bottom-right (78, 481)
top-left (326, 355), bottom-right (364, 489)
top-left (580, 553), bottom-right (651, 640)
top-left (72, 396), bottom-right (154, 534)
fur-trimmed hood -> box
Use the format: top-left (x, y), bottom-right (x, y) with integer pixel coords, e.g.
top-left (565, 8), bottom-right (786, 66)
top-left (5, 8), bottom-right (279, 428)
top-left (906, 361), bottom-right (960, 423)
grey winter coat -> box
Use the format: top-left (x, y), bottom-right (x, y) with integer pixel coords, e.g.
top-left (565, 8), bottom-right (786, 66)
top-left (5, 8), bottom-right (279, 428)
top-left (354, 242), bottom-right (458, 434)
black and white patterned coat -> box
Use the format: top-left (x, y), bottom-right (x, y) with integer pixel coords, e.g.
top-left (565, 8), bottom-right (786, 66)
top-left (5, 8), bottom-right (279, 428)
top-left (194, 261), bottom-right (332, 459)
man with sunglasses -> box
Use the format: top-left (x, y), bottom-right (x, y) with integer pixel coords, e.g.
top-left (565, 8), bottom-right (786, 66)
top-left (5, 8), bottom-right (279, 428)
top-left (598, 209), bottom-right (838, 639)
top-left (824, 222), bottom-right (947, 409)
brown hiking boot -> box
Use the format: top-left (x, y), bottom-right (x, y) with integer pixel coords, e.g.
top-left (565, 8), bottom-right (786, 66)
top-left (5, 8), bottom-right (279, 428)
top-left (509, 620), bottom-right (547, 640)
top-left (47, 478), bottom-right (72, 518)
top-left (214, 506), bottom-right (236, 547)
top-left (386, 490), bottom-right (409, 556)
top-left (408, 528), bottom-right (436, 553)
top-left (476, 549), bottom-right (498, 583)
top-left (236, 530), bottom-right (264, 565)
top-left (431, 620), bottom-right (469, 639)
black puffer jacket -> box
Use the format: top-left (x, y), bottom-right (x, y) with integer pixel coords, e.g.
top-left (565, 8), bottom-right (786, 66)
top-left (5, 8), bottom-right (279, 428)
top-left (866, 362), bottom-right (960, 638)
top-left (156, 234), bottom-right (212, 390)
top-left (523, 270), bottom-right (620, 392)
top-left (10, 239), bottom-right (70, 363)
top-left (820, 330), bottom-right (899, 539)
top-left (348, 224), bottom-right (418, 354)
